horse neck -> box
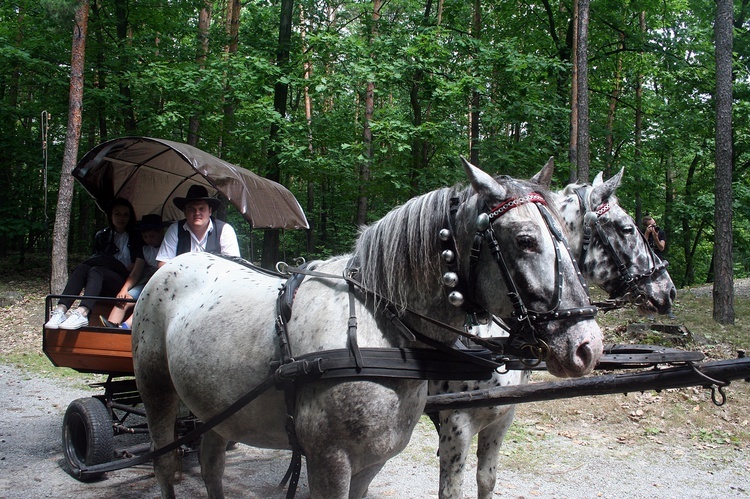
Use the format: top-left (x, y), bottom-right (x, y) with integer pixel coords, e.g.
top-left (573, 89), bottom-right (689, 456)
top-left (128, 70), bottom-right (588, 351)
top-left (353, 188), bottom-right (478, 339)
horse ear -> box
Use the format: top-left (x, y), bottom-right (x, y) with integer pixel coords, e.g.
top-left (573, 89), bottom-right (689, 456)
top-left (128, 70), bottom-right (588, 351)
top-left (589, 167), bottom-right (625, 207)
top-left (461, 156), bottom-right (507, 200)
top-left (592, 171), bottom-right (604, 187)
top-left (530, 156), bottom-right (555, 189)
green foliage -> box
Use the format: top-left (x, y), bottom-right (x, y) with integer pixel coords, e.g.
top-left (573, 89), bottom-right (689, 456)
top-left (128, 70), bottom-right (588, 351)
top-left (1, 0), bottom-right (748, 288)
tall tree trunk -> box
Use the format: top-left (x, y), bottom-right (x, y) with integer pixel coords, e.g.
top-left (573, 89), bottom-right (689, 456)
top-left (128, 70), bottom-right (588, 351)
top-left (682, 149), bottom-right (702, 287)
top-left (357, 0), bottom-right (381, 227)
top-left (51, 0), bottom-right (89, 294)
top-left (713, 0), bottom-right (734, 325)
top-left (664, 154), bottom-right (674, 256)
top-left (91, 1), bottom-right (107, 141)
top-left (408, 0), bottom-right (434, 194)
top-left (301, 5), bottom-right (315, 255)
top-left (568, 0), bottom-right (578, 182)
top-left (188, 0), bottom-right (211, 147)
top-left (114, 0), bottom-right (136, 133)
top-left (575, 0), bottom-right (590, 182)
top-left (217, 0), bottom-right (241, 154)
top-left (262, 0), bottom-right (294, 268)
top-left (604, 31), bottom-right (624, 177)
top-left (634, 11), bottom-right (645, 225)
top-left (469, 0), bottom-right (481, 166)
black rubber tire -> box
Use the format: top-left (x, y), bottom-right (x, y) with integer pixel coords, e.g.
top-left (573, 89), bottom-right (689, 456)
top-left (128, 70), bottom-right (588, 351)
top-left (62, 397), bottom-right (114, 481)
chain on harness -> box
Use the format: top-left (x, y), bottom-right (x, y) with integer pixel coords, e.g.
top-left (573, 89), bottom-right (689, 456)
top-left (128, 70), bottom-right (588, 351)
top-left (439, 190), bottom-right (597, 366)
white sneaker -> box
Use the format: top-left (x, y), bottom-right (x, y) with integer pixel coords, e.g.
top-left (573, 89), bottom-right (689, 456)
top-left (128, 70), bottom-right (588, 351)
top-left (44, 309), bottom-right (67, 329)
top-left (59, 310), bottom-right (89, 330)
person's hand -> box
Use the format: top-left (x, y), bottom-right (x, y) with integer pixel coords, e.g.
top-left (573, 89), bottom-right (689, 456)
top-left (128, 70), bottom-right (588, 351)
top-left (114, 291), bottom-right (133, 307)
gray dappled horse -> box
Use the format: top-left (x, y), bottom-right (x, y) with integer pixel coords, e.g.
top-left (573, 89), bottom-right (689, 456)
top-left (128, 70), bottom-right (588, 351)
top-left (132, 159), bottom-right (603, 499)
top-left (430, 158), bottom-right (676, 499)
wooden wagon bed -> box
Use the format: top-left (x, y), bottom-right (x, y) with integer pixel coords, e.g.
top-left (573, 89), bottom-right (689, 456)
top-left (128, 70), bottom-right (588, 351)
top-left (42, 296), bottom-right (135, 376)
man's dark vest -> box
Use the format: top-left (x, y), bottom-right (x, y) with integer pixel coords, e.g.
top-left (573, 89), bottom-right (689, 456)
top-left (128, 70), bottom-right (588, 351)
top-left (176, 218), bottom-right (226, 255)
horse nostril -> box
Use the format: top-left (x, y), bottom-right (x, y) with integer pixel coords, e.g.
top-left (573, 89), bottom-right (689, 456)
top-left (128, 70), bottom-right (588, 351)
top-left (576, 341), bottom-right (594, 369)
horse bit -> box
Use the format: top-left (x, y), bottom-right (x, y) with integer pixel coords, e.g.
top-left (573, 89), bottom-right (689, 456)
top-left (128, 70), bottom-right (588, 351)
top-left (439, 186), bottom-right (597, 365)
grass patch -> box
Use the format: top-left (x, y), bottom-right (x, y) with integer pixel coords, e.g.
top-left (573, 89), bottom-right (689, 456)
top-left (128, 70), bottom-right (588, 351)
top-left (2, 350), bottom-right (107, 390)
top-left (693, 428), bottom-right (741, 445)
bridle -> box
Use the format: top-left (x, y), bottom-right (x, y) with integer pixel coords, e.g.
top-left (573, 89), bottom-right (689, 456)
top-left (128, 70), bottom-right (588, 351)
top-left (440, 188), bottom-right (597, 362)
top-left (574, 186), bottom-right (670, 306)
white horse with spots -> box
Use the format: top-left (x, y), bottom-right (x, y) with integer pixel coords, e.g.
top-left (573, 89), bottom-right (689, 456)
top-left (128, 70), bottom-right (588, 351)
top-left (132, 160), bottom-right (603, 499)
top-left (430, 159), bottom-right (676, 499)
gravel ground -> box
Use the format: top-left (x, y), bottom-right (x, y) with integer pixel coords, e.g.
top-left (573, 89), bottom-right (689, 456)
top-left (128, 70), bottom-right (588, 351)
top-left (1, 362), bottom-right (748, 499)
top-left (1, 278), bottom-right (749, 498)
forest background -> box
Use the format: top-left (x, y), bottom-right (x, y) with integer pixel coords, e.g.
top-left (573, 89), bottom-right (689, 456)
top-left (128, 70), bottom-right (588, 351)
top-left (1, 0), bottom-right (748, 305)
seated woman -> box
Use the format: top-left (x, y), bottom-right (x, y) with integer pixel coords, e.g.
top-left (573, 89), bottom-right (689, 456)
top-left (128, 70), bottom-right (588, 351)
top-left (101, 214), bottom-right (165, 329)
top-left (45, 198), bottom-right (144, 330)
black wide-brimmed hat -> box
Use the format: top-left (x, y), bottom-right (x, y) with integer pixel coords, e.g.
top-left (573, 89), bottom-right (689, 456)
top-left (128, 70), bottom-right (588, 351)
top-left (173, 185), bottom-right (221, 211)
top-left (137, 214), bottom-right (164, 231)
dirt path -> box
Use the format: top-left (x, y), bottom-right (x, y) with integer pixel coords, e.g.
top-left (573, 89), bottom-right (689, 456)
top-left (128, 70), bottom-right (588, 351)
top-left (1, 278), bottom-right (749, 497)
top-left (1, 362), bottom-right (748, 498)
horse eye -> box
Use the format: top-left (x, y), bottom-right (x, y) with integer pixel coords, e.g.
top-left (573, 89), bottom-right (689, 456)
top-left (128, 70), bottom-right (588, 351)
top-left (621, 225), bottom-right (635, 234)
top-left (517, 235), bottom-right (536, 250)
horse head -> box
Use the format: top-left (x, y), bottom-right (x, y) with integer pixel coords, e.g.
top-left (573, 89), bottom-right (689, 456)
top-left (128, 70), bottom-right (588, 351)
top-left (533, 159), bottom-right (676, 315)
top-left (455, 158), bottom-right (603, 377)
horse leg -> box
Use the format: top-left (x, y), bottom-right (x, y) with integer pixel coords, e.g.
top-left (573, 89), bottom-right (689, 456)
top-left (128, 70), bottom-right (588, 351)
top-left (438, 412), bottom-right (473, 499)
top-left (305, 451), bottom-right (353, 499)
top-left (475, 406), bottom-right (517, 499)
top-left (349, 462), bottom-right (386, 499)
top-left (199, 429), bottom-right (228, 499)
top-left (140, 384), bottom-right (181, 499)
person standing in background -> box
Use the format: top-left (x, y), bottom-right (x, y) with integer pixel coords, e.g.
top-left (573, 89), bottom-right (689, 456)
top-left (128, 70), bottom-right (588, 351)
top-left (642, 215), bottom-right (666, 259)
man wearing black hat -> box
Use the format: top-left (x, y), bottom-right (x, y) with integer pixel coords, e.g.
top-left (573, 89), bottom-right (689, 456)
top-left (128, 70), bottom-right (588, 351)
top-left (156, 185), bottom-right (240, 266)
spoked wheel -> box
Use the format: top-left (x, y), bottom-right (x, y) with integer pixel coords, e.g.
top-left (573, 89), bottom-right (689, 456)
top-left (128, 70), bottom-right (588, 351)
top-left (62, 397), bottom-right (114, 481)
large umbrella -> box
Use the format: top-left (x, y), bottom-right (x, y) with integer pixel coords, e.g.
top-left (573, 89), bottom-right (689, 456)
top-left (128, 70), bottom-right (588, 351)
top-left (72, 136), bottom-right (309, 230)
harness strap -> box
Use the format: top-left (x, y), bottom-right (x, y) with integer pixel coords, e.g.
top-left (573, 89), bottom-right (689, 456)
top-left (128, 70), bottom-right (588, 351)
top-left (347, 279), bottom-right (363, 369)
top-left (274, 347), bottom-right (497, 382)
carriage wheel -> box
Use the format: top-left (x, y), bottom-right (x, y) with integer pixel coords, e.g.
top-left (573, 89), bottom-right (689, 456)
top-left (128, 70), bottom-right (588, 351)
top-left (62, 397), bottom-right (114, 481)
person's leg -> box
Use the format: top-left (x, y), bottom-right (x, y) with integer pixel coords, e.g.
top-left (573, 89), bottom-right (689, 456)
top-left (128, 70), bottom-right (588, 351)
top-left (77, 266), bottom-right (126, 314)
top-left (55, 263), bottom-right (93, 311)
top-left (102, 283), bottom-right (142, 328)
top-left (46, 263), bottom-right (93, 328)
top-left (60, 267), bottom-right (125, 330)
top-left (106, 302), bottom-right (132, 324)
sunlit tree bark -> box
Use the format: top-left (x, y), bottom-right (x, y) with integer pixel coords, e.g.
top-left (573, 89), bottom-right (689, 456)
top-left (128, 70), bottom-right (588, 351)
top-left (575, 0), bottom-right (590, 182)
top-left (51, 0), bottom-right (89, 294)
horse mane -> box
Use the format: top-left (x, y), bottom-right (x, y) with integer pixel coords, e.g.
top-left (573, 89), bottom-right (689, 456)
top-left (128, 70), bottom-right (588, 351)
top-left (354, 176), bottom-right (560, 309)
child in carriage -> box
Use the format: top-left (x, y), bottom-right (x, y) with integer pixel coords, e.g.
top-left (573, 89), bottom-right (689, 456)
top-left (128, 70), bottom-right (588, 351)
top-left (100, 214), bottom-right (165, 329)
